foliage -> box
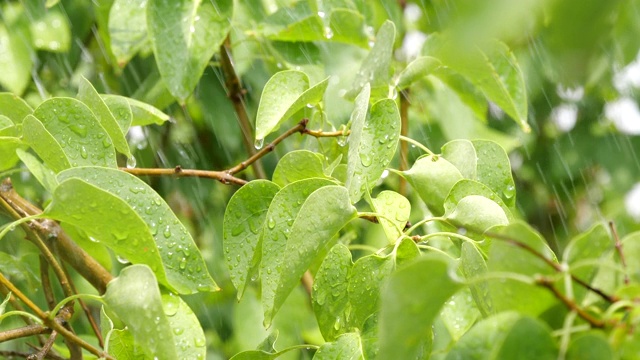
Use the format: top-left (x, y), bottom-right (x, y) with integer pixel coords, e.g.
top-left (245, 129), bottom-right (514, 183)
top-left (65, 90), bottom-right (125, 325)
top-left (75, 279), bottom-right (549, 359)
top-left (1, 0), bottom-right (640, 359)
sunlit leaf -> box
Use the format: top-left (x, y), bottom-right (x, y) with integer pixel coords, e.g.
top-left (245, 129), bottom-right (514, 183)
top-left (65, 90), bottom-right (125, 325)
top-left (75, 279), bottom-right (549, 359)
top-left (472, 140), bottom-right (516, 208)
top-left (378, 254), bottom-right (462, 359)
top-left (0, 23), bottom-right (31, 95)
top-left (103, 95), bottom-right (133, 134)
top-left (161, 293), bottom-right (207, 359)
top-left (371, 190), bottom-right (410, 242)
top-left (103, 265), bottom-right (177, 360)
top-left (148, 0), bottom-right (233, 101)
top-left (223, 180), bottom-right (280, 299)
top-left (109, 0), bottom-right (149, 66)
top-left (446, 195), bottom-right (509, 233)
top-left (0, 93), bottom-right (32, 124)
top-left (272, 150), bottom-right (329, 187)
top-left (441, 139), bottom-right (477, 179)
top-left (255, 71), bottom-right (329, 142)
top-left (314, 332), bottom-right (364, 360)
top-left (101, 94), bottom-right (169, 126)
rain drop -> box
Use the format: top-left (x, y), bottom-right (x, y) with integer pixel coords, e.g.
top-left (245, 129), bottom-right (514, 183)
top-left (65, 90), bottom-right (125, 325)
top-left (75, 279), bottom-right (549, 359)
top-left (126, 156), bottom-right (137, 169)
top-left (254, 138), bottom-right (264, 150)
top-left (267, 217), bottom-right (276, 229)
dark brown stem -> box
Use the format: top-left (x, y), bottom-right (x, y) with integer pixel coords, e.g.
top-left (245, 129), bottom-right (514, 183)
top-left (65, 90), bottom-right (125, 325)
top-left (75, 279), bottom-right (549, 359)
top-left (536, 277), bottom-right (605, 328)
top-left (219, 35), bottom-right (266, 179)
top-left (39, 257), bottom-right (56, 311)
top-left (0, 324), bottom-right (51, 343)
top-left (31, 331), bottom-right (57, 360)
top-left (1, 350), bottom-right (64, 360)
top-left (399, 89), bottom-right (410, 196)
top-left (358, 214), bottom-right (380, 224)
top-left (121, 166), bottom-right (247, 185)
top-left (609, 221), bottom-right (629, 285)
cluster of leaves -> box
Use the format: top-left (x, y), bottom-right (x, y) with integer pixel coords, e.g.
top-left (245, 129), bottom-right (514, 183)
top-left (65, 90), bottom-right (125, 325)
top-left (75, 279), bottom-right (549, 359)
top-left (1, 0), bottom-right (640, 359)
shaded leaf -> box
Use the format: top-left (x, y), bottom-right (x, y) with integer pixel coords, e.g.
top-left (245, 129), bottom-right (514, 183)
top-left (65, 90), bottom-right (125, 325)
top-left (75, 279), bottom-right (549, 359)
top-left (16, 149), bottom-right (58, 192)
top-left (161, 293), bottom-right (207, 359)
top-left (396, 56), bottom-right (441, 90)
top-left (30, 9), bottom-right (70, 52)
top-left (347, 253), bottom-right (395, 329)
top-left (103, 95), bottom-right (133, 134)
top-left (566, 331), bottom-right (613, 360)
top-left (460, 242), bottom-right (493, 317)
top-left (446, 195), bottom-right (509, 233)
top-left (0, 137), bottom-right (25, 171)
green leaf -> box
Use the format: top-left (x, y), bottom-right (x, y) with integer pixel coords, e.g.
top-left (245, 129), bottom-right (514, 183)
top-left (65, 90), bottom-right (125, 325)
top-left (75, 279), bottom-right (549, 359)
top-left (472, 140), bottom-right (516, 208)
top-left (22, 115), bottom-right (71, 173)
top-left (396, 56), bottom-right (441, 90)
top-left (312, 244), bottom-right (352, 341)
top-left (103, 265), bottom-right (178, 360)
top-left (106, 327), bottom-right (150, 360)
top-left (566, 331), bottom-right (613, 360)
top-left (272, 150), bottom-right (329, 187)
top-left (371, 190), bottom-right (410, 242)
top-left (348, 20), bottom-right (395, 99)
top-left (255, 71), bottom-right (329, 142)
top-left (0, 93), bottom-right (32, 124)
top-left (401, 155), bottom-right (464, 216)
top-left (101, 94), bottom-right (169, 126)
top-left (264, 185), bottom-right (357, 325)
top-left (223, 180), bottom-right (280, 299)
top-left (446, 312), bottom-right (557, 360)
top-left (346, 98), bottom-right (400, 203)
top-left (56, 167), bottom-right (217, 294)
top-left (230, 345), bottom-right (313, 360)
top-left (562, 224), bottom-right (611, 302)
top-left (444, 180), bottom-right (514, 224)
top-left (347, 253), bottom-right (395, 329)
top-left (394, 237), bottom-right (420, 267)
top-left (261, 178), bottom-right (335, 325)
top-left (32, 98), bottom-right (117, 168)
top-left (0, 137), bottom-right (25, 171)
top-left (30, 10), bottom-right (70, 52)
top-left (161, 293), bottom-right (207, 359)
top-left (147, 0), bottom-right (233, 101)
top-left (344, 83), bottom-right (370, 200)
top-left (61, 223), bottom-right (113, 272)
top-left (378, 254), bottom-right (462, 359)
top-left (16, 149), bottom-right (58, 192)
top-left (460, 242), bottom-right (493, 317)
top-left (424, 34), bottom-right (530, 132)
top-left (103, 95), bottom-right (133, 134)
top-left (0, 115), bottom-right (16, 136)
top-left (441, 139), bottom-right (477, 179)
top-left (314, 332), bottom-right (364, 360)
top-left (0, 292), bottom-right (10, 316)
top-left (108, 0), bottom-right (149, 66)
top-left (261, 2), bottom-right (324, 42)
top-left (446, 195), bottom-right (509, 233)
top-left (487, 221), bottom-right (558, 316)
top-left (440, 288), bottom-right (480, 341)
top-left (77, 77), bottom-right (132, 158)
top-left (327, 9), bottom-right (368, 48)
top-left (0, 22), bottom-right (32, 95)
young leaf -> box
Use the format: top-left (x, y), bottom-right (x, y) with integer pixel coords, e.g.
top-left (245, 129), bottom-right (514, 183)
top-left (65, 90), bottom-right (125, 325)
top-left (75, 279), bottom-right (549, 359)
top-left (223, 180), bottom-right (280, 299)
top-left (346, 98), bottom-right (400, 203)
top-left (312, 244), bottom-right (352, 341)
top-left (446, 195), bottom-right (509, 233)
top-left (261, 178), bottom-right (335, 325)
top-left (77, 77), bottom-right (131, 158)
top-left (314, 332), bottom-right (364, 360)
top-left (255, 71), bottom-right (329, 142)
top-left (101, 94), bottom-right (169, 126)
top-left (347, 253), bottom-right (395, 329)
top-left (348, 20), bottom-right (395, 99)
top-left (103, 265), bottom-right (178, 360)
top-left (22, 115), bottom-right (71, 173)
top-left (472, 140), bottom-right (516, 208)
top-left (371, 190), bottom-right (410, 242)
top-left (32, 98), bottom-right (117, 168)
top-left (55, 167), bottom-right (218, 294)
top-left (0, 137), bottom-right (25, 171)
top-left (16, 149), bottom-right (58, 192)
top-left (265, 185), bottom-right (357, 325)
top-left (396, 56), bottom-right (441, 90)
top-left (400, 155), bottom-right (464, 216)
top-left (272, 150), bottom-right (329, 187)
top-left (0, 92), bottom-right (32, 124)
top-left (147, 0), bottom-right (233, 101)
top-left (378, 254), bottom-right (462, 360)
top-left (108, 0), bottom-right (149, 66)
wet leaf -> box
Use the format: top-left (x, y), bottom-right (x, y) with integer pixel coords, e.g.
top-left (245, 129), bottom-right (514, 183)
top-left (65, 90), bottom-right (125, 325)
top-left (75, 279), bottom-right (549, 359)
top-left (347, 97), bottom-right (400, 203)
top-left (460, 242), bottom-right (493, 317)
top-left (0, 93), bottom-right (32, 124)
top-left (22, 115), bottom-right (71, 173)
top-left (345, 83), bottom-right (370, 201)
top-left (347, 253), bottom-right (395, 329)
top-left (0, 292), bottom-right (10, 316)
top-left (103, 95), bottom-right (133, 134)
top-left (103, 265), bottom-right (177, 360)
top-left (101, 94), bottom-right (169, 126)
top-left (32, 98), bottom-right (117, 168)
top-left (148, 0), bottom-right (233, 101)
top-left (394, 237), bottom-right (420, 267)
top-left (230, 345), bottom-right (313, 360)
top-left (446, 195), bottom-right (509, 233)
top-left (371, 190), bottom-right (410, 242)
top-left (272, 150), bottom-right (329, 187)
top-left (444, 180), bottom-right (514, 223)
top-left (264, 185), bottom-right (357, 325)
top-left (223, 180), bottom-right (280, 299)
top-left (472, 140), bottom-right (516, 208)
top-left (0, 137), bottom-right (25, 171)
top-left (440, 289), bottom-right (480, 341)
top-left (401, 155), bottom-right (464, 216)
top-left (108, 0), bottom-right (149, 66)
top-left (441, 139), bottom-right (477, 179)
top-left (396, 56), bottom-right (441, 90)
top-left (348, 20), bottom-right (395, 99)
top-left (312, 244), bottom-right (352, 341)
top-left (327, 9), bottom-right (368, 48)
top-left (55, 167), bottom-right (218, 294)
top-left (314, 332), bottom-right (364, 360)
top-left (16, 149), bottom-right (58, 192)
top-left (0, 22), bottom-right (31, 95)
top-left (255, 71), bottom-right (329, 142)
top-left (566, 331), bottom-right (613, 360)
top-left (77, 77), bottom-right (131, 158)
top-left (261, 178), bottom-right (335, 325)
top-left (378, 254), bottom-right (462, 359)
top-left (30, 10), bottom-right (70, 52)
top-left (161, 293), bottom-right (207, 360)
top-left (446, 312), bottom-right (557, 360)
top-left (261, 2), bottom-right (324, 42)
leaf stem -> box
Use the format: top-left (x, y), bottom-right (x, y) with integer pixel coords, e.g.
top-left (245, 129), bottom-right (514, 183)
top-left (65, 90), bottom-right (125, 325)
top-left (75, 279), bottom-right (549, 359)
top-left (535, 276), bottom-right (604, 328)
top-left (399, 135), bottom-right (434, 156)
top-left (399, 89), bottom-right (410, 195)
top-left (609, 221), bottom-right (629, 285)
top-left (404, 217), bottom-right (449, 235)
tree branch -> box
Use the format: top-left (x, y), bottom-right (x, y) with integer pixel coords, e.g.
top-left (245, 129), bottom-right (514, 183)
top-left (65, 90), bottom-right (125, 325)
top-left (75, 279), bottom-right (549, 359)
top-left (536, 277), bottom-right (605, 328)
top-left (609, 221), bottom-right (629, 285)
top-left (121, 165), bottom-right (247, 185)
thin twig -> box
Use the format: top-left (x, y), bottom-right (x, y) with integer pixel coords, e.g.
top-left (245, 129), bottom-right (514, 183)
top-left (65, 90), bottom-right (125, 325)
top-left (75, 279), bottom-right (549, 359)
top-left (62, 264), bottom-right (104, 348)
top-left (31, 331), bottom-right (57, 360)
top-left (303, 128), bottom-right (348, 138)
top-left (0, 350), bottom-right (64, 360)
top-left (609, 221), bottom-right (629, 285)
top-left (219, 34), bottom-right (266, 179)
top-left (121, 166), bottom-right (247, 185)
top-left (399, 89), bottom-right (409, 196)
top-left (0, 273), bottom-right (47, 319)
top-left (39, 257), bottom-right (56, 311)
top-left (536, 277), bottom-right (605, 328)
top-left (0, 324), bottom-right (50, 342)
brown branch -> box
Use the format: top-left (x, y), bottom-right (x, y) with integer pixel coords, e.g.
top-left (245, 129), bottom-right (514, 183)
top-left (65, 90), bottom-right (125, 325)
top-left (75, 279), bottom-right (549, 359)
top-left (121, 166), bottom-right (247, 185)
top-left (609, 221), bottom-right (629, 285)
top-left (536, 277), bottom-right (605, 328)
top-left (39, 257), bottom-right (56, 311)
top-left (219, 34), bottom-right (266, 179)
top-left (63, 264), bottom-right (104, 348)
top-left (30, 331), bottom-right (57, 360)
top-left (399, 89), bottom-right (409, 196)
top-left (0, 350), bottom-right (64, 360)
top-left (0, 324), bottom-right (51, 343)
